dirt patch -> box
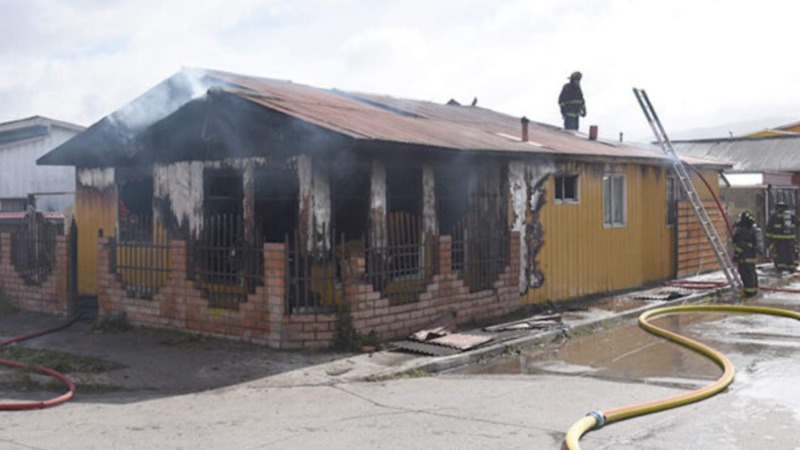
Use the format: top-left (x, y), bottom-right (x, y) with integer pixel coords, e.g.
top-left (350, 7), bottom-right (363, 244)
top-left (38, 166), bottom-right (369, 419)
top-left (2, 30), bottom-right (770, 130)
top-left (0, 311), bottom-right (355, 403)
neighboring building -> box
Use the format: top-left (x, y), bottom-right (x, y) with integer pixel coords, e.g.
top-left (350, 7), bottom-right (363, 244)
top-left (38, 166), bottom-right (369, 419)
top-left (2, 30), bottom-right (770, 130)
top-left (31, 68), bottom-right (728, 348)
top-left (0, 116), bottom-right (84, 213)
top-left (746, 120), bottom-right (800, 138)
top-left (672, 135), bottom-right (800, 227)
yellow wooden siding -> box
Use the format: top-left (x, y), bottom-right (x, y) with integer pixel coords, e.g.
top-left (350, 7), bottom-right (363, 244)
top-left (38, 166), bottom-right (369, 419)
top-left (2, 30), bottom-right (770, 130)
top-left (75, 182), bottom-right (117, 295)
top-left (116, 223), bottom-right (170, 291)
top-left (524, 162), bottom-right (673, 304)
top-left (523, 164), bottom-right (721, 304)
top-left (638, 165), bottom-right (671, 281)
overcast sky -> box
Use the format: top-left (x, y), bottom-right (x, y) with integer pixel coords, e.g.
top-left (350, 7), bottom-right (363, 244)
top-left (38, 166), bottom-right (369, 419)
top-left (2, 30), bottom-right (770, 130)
top-left (1, 0), bottom-right (798, 142)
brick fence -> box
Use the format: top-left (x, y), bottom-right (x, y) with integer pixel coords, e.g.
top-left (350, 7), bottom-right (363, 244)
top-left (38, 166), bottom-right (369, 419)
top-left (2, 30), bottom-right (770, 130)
top-left (0, 229), bottom-right (521, 349)
top-left (0, 232), bottom-right (70, 314)
top-left (96, 233), bottom-right (521, 349)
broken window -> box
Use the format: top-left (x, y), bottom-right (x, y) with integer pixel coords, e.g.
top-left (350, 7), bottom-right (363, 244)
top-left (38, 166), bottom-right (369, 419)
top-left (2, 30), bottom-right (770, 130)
top-left (372, 164), bottom-right (424, 305)
top-left (204, 169), bottom-right (243, 216)
top-left (554, 174), bottom-right (579, 203)
top-left (603, 173), bottom-right (626, 227)
top-left (387, 165), bottom-right (422, 217)
top-left (117, 169), bottom-right (154, 241)
top-left (436, 167), bottom-right (470, 236)
top-left (385, 164), bottom-right (423, 266)
top-left (254, 165), bottom-right (299, 243)
top-left (331, 163), bottom-right (370, 242)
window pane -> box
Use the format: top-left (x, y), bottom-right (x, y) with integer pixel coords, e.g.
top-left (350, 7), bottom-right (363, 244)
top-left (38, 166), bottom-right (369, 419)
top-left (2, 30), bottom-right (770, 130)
top-left (603, 176), bottom-right (612, 224)
top-left (555, 176), bottom-right (564, 200)
top-left (666, 176), bottom-right (677, 226)
top-left (613, 176), bottom-right (625, 224)
top-left (565, 175), bottom-right (577, 201)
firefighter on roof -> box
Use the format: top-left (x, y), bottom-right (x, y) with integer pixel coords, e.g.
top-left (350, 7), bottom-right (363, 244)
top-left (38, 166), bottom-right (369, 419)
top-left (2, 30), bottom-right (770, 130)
top-left (765, 201), bottom-right (799, 275)
top-left (733, 210), bottom-right (760, 297)
top-left (558, 71), bottom-right (586, 131)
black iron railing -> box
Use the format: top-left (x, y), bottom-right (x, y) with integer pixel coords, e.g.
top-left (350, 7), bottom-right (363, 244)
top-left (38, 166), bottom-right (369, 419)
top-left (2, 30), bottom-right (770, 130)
top-left (112, 215), bottom-right (170, 299)
top-left (11, 219), bottom-right (58, 286)
top-left (451, 218), bottom-right (509, 293)
top-left (189, 214), bottom-right (264, 310)
top-left (285, 232), bottom-right (344, 314)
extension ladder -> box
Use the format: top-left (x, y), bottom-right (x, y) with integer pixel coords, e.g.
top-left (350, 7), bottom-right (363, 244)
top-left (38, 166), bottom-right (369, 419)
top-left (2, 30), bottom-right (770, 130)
top-left (633, 88), bottom-right (742, 290)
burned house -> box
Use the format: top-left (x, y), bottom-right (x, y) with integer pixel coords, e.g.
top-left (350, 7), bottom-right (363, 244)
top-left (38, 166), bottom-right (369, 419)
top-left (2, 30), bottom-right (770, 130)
top-left (30, 68), bottom-right (728, 348)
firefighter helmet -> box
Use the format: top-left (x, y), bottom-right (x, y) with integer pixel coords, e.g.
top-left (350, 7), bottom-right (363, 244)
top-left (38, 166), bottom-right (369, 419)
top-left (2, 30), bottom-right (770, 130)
top-left (739, 210), bottom-right (755, 226)
top-left (569, 71), bottom-right (582, 80)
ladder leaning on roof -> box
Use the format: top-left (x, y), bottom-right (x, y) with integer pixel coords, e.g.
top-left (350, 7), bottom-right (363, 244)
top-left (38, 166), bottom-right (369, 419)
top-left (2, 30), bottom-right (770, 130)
top-left (633, 88), bottom-right (742, 292)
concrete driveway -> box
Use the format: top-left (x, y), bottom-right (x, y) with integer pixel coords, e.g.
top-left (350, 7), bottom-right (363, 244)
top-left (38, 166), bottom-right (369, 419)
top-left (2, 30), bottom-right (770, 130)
top-left (1, 273), bottom-right (798, 449)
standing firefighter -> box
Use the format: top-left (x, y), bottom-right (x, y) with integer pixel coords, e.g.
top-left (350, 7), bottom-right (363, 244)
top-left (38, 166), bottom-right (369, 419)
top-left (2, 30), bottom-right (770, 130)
top-left (765, 201), bottom-right (799, 274)
top-left (733, 211), bottom-right (760, 297)
top-left (558, 71), bottom-right (586, 131)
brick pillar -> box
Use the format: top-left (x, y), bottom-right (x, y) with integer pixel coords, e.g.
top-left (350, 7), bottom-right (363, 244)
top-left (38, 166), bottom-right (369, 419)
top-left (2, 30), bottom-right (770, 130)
top-left (96, 235), bottom-right (111, 315)
top-left (0, 233), bottom-right (10, 267)
top-left (438, 235), bottom-right (452, 275)
top-left (55, 235), bottom-right (69, 313)
top-left (264, 242), bottom-right (286, 348)
top-left (343, 252), bottom-right (367, 312)
top-left (163, 239), bottom-right (188, 326)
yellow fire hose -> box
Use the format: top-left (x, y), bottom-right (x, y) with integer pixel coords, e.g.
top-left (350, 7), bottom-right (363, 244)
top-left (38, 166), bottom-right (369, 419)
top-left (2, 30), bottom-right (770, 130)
top-left (564, 304), bottom-right (800, 449)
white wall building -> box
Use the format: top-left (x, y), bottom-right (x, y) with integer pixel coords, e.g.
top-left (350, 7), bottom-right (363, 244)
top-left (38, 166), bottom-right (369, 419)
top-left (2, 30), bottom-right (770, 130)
top-left (0, 116), bottom-right (84, 212)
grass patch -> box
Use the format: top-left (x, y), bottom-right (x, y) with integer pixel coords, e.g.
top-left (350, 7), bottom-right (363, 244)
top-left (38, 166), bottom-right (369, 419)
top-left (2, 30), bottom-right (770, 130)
top-left (92, 312), bottom-right (132, 333)
top-left (158, 333), bottom-right (207, 347)
top-left (334, 305), bottom-right (382, 352)
top-left (2, 375), bottom-right (122, 393)
top-left (0, 346), bottom-right (123, 373)
top-left (0, 288), bottom-right (19, 315)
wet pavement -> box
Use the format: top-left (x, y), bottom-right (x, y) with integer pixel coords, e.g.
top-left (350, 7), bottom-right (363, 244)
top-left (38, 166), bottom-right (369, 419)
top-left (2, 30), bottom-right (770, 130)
top-left (1, 268), bottom-right (798, 449)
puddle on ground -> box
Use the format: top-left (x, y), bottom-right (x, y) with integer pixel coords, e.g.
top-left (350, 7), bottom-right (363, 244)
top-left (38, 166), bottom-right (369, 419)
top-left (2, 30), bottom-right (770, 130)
top-left (453, 311), bottom-right (799, 385)
top-left (559, 297), bottom-right (652, 323)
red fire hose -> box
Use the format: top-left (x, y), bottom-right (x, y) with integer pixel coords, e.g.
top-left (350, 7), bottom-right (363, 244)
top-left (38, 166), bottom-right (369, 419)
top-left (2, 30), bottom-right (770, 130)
top-left (0, 316), bottom-right (80, 410)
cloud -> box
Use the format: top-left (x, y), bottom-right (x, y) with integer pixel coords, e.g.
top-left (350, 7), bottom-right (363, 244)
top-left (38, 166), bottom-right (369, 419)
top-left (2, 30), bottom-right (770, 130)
top-left (0, 0), bottom-right (798, 141)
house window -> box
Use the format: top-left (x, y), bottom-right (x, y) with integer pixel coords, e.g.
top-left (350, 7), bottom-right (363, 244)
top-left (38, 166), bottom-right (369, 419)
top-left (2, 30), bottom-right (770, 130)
top-left (603, 174), bottom-right (626, 227)
top-left (117, 168), bottom-right (154, 241)
top-left (554, 174), bottom-right (579, 203)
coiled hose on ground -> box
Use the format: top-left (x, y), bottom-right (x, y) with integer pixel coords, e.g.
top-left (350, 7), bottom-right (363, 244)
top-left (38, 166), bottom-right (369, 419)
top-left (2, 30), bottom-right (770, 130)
top-left (564, 304), bottom-right (800, 449)
top-left (0, 316), bottom-right (80, 410)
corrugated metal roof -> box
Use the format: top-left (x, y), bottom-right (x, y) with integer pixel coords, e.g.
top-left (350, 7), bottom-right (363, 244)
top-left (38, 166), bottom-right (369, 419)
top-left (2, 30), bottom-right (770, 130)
top-left (671, 135), bottom-right (800, 172)
top-left (38, 67), bottom-right (729, 167)
top-left (202, 69), bottom-right (672, 160)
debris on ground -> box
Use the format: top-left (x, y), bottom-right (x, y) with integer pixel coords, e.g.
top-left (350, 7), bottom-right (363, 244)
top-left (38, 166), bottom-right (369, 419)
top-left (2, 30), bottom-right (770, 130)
top-left (409, 326), bottom-right (450, 342)
top-left (427, 334), bottom-right (493, 350)
top-left (628, 287), bottom-right (693, 301)
top-left (390, 313), bottom-right (561, 356)
top-left (483, 313), bottom-right (562, 332)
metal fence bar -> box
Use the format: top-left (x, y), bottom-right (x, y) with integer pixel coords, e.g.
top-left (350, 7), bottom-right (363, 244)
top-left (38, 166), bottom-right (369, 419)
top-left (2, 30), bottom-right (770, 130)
top-left (285, 231), bottom-right (340, 314)
top-left (189, 213), bottom-right (264, 310)
top-left (114, 215), bottom-right (171, 299)
top-left (447, 213), bottom-right (510, 293)
top-left (10, 218), bottom-right (58, 286)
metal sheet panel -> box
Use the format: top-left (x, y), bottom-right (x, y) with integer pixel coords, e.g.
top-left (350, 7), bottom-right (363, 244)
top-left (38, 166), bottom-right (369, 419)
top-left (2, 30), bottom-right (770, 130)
top-left (672, 136), bottom-right (800, 172)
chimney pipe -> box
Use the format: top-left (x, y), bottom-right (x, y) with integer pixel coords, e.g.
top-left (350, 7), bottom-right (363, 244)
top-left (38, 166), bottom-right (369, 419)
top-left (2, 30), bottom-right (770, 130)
top-left (521, 116), bottom-right (530, 142)
top-left (589, 125), bottom-right (598, 141)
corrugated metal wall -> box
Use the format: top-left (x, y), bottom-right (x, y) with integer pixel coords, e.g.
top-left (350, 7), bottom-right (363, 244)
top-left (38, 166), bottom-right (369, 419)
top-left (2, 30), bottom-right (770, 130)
top-left (0, 125), bottom-right (77, 212)
top-left (523, 163), bottom-right (720, 304)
